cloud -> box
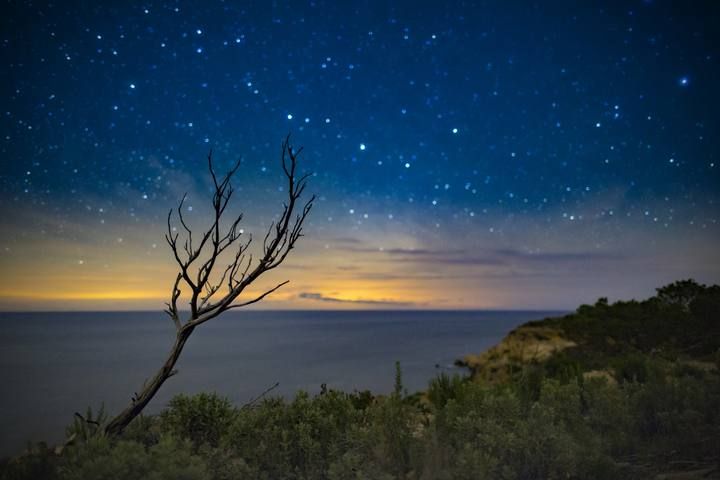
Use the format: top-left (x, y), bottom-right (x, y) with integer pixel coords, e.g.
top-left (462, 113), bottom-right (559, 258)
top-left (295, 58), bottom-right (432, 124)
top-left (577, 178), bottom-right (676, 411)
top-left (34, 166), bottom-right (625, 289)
top-left (347, 272), bottom-right (457, 281)
top-left (364, 246), bottom-right (621, 267)
top-left (382, 247), bottom-right (466, 256)
top-left (493, 248), bottom-right (624, 263)
top-left (337, 245), bottom-right (465, 256)
top-left (334, 245), bottom-right (500, 265)
top-left (298, 292), bottom-right (415, 306)
top-left (327, 238), bottom-right (625, 273)
top-left (331, 237), bottom-right (364, 245)
top-left (389, 255), bottom-right (505, 266)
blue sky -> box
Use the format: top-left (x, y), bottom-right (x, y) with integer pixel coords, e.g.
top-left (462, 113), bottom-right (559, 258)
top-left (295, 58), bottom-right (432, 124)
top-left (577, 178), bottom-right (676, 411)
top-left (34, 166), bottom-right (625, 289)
top-left (1, 1), bottom-right (718, 310)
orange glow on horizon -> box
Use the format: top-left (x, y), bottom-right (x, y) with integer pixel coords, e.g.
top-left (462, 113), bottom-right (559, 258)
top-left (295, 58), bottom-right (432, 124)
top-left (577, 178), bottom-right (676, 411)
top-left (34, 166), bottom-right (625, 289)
top-left (0, 290), bottom-right (166, 301)
top-left (3, 208), bottom-right (713, 312)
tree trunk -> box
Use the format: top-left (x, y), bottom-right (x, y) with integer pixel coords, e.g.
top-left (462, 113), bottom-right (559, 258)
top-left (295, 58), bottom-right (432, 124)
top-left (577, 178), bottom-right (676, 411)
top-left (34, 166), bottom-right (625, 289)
top-left (104, 325), bottom-right (195, 436)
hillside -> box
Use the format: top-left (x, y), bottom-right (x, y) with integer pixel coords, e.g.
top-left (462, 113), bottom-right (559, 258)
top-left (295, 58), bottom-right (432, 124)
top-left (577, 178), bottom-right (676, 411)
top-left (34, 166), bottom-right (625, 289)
top-left (460, 279), bottom-right (720, 385)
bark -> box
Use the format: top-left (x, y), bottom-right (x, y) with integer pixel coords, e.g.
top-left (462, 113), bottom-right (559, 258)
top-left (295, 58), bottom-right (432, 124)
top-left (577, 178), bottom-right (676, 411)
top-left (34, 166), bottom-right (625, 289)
top-left (105, 325), bottom-right (194, 436)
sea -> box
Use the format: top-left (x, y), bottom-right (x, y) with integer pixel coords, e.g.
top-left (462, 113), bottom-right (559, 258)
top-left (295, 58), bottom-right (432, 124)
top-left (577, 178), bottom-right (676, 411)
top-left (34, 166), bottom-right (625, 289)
top-left (0, 309), bottom-right (563, 456)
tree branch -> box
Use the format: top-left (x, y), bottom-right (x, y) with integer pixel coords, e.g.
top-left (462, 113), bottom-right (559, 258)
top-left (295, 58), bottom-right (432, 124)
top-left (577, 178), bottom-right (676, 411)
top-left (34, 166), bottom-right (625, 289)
top-left (225, 280), bottom-right (290, 311)
top-left (105, 135), bottom-right (314, 436)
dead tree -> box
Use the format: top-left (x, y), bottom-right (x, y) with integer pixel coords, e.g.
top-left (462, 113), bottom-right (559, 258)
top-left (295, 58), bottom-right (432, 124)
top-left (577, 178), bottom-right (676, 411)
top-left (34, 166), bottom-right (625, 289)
top-left (104, 136), bottom-right (314, 436)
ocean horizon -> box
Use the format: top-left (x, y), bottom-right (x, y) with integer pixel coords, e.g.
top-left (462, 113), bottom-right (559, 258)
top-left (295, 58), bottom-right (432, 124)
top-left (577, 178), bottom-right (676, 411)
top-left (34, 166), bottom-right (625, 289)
top-left (0, 309), bottom-right (565, 456)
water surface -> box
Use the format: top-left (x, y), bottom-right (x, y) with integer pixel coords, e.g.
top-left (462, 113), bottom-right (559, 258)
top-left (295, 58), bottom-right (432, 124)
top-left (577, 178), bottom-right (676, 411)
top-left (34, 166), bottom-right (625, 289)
top-left (0, 309), bottom-right (562, 456)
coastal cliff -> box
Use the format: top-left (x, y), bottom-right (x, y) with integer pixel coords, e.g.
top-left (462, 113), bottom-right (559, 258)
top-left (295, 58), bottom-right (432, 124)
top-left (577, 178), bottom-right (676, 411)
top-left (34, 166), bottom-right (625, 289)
top-left (458, 324), bottom-right (577, 383)
top-left (448, 280), bottom-right (720, 478)
top-left (459, 279), bottom-right (719, 386)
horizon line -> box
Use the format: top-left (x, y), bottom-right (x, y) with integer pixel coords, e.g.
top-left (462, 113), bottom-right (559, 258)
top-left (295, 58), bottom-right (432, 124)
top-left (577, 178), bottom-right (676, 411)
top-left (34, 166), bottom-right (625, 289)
top-left (0, 308), bottom-right (571, 314)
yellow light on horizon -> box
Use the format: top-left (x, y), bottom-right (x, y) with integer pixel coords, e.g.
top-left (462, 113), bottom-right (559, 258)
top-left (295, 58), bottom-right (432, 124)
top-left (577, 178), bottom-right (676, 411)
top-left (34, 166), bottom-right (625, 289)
top-left (0, 290), bottom-right (167, 301)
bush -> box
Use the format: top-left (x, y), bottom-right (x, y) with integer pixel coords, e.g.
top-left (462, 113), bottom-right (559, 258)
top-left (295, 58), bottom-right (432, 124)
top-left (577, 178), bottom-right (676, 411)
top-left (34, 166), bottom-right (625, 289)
top-left (365, 391), bottom-right (418, 476)
top-left (160, 392), bottom-right (235, 449)
top-left (3, 366), bottom-right (719, 479)
top-left (612, 353), bottom-right (650, 383)
top-left (223, 390), bottom-right (368, 479)
top-left (427, 372), bottom-right (465, 410)
top-left (425, 379), bottom-right (618, 480)
top-left (582, 377), bottom-right (634, 455)
top-left (59, 435), bottom-right (207, 480)
top-left (65, 405), bottom-right (108, 443)
top-left (0, 443), bottom-right (59, 480)
top-left (120, 414), bottom-right (162, 447)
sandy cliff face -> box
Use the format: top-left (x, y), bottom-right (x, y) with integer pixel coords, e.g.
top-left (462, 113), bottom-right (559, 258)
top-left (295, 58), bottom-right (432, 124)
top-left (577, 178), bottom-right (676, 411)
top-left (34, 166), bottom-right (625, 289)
top-left (459, 325), bottom-right (576, 383)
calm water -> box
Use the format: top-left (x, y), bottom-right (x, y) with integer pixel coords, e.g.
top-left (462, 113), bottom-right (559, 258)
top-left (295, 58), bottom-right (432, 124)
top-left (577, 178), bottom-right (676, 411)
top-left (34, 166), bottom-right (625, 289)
top-left (0, 310), bottom-right (561, 456)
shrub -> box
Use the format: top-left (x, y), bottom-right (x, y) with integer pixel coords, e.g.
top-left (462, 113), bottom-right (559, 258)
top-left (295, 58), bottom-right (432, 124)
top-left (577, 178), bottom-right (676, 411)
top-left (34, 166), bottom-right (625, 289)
top-left (365, 391), bottom-right (418, 476)
top-left (427, 372), bottom-right (465, 410)
top-left (59, 435), bottom-right (207, 480)
top-left (121, 414), bottom-right (162, 447)
top-left (224, 390), bottom-right (368, 479)
top-left (65, 405), bottom-right (108, 443)
top-left (582, 378), bottom-right (634, 455)
top-left (0, 443), bottom-right (59, 480)
top-left (612, 353), bottom-right (650, 383)
top-left (160, 392), bottom-right (235, 448)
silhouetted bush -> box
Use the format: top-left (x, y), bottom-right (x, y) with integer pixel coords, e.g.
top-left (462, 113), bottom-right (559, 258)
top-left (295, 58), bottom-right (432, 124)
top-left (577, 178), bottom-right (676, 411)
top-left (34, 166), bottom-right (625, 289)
top-left (612, 353), bottom-right (650, 383)
top-left (60, 436), bottom-right (207, 480)
top-left (160, 393), bottom-right (235, 449)
top-left (427, 372), bottom-right (465, 409)
top-left (0, 443), bottom-right (58, 480)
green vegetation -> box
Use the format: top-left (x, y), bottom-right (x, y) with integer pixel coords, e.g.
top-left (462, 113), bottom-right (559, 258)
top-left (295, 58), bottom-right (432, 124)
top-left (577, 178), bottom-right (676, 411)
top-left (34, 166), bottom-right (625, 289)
top-left (461, 279), bottom-right (720, 384)
top-left (2, 280), bottom-right (718, 479)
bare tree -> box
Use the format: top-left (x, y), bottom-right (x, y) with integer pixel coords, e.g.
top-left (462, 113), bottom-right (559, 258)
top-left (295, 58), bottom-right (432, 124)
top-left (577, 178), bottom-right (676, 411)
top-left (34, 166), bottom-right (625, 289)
top-left (104, 136), bottom-right (314, 436)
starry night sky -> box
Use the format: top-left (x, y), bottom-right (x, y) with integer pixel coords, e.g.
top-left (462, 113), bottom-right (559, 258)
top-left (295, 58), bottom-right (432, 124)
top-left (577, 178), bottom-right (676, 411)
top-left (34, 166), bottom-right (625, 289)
top-left (1, 1), bottom-right (719, 310)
